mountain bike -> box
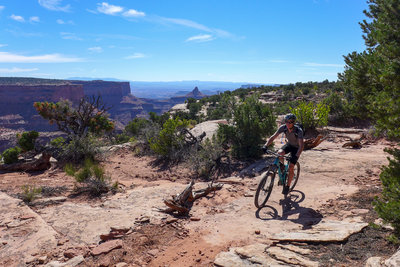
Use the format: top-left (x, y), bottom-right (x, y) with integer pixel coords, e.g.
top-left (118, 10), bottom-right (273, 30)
top-left (254, 149), bottom-right (300, 208)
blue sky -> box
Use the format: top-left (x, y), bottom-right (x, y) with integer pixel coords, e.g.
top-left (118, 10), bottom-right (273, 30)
top-left (0, 0), bottom-right (368, 84)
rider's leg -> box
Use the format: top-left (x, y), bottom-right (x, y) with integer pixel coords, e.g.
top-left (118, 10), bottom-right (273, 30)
top-left (287, 162), bottom-right (295, 186)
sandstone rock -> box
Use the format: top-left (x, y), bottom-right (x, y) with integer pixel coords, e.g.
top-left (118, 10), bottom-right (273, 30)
top-left (0, 192), bottom-right (58, 266)
top-left (91, 240), bottom-right (123, 256)
top-left (276, 244), bottom-right (311, 255)
top-left (214, 243), bottom-right (286, 266)
top-left (190, 119), bottom-right (227, 140)
top-left (365, 256), bottom-right (383, 267)
top-left (385, 249), bottom-right (400, 267)
top-left (45, 255), bottom-right (85, 267)
top-left (40, 183), bottom-right (186, 245)
top-left (267, 246), bottom-right (318, 267)
top-left (115, 263), bottom-right (128, 267)
top-left (271, 219), bottom-right (368, 242)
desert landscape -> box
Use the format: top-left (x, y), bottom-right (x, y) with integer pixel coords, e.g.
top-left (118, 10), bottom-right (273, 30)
top-left (0, 124), bottom-right (399, 267)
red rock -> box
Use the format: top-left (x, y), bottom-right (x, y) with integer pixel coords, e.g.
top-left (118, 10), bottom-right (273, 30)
top-left (91, 240), bottom-right (123, 256)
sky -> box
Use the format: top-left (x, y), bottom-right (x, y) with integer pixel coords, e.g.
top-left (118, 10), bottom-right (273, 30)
top-left (0, 0), bottom-right (369, 84)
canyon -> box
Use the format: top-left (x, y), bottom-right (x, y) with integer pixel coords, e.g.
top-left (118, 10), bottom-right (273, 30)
top-left (0, 78), bottom-right (207, 132)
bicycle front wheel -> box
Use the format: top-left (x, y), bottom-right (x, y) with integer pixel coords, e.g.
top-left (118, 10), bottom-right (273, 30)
top-left (289, 162), bottom-right (300, 192)
top-left (254, 169), bottom-right (276, 208)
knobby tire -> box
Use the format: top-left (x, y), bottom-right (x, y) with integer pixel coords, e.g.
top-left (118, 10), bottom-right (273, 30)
top-left (254, 169), bottom-right (275, 208)
top-left (288, 162), bottom-right (300, 192)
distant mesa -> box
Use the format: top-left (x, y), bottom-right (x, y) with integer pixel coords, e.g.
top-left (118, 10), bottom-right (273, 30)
top-left (170, 87), bottom-right (206, 102)
top-left (185, 87), bottom-right (206, 99)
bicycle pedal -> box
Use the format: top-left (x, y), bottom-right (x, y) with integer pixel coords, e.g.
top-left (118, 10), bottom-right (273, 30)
top-left (278, 180), bottom-right (282, 186)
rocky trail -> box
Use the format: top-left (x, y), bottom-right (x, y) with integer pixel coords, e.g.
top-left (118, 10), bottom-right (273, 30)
top-left (0, 126), bottom-right (399, 267)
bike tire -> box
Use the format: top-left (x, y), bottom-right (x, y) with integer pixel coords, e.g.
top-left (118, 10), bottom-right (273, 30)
top-left (254, 169), bottom-right (276, 208)
top-left (289, 162), bottom-right (300, 191)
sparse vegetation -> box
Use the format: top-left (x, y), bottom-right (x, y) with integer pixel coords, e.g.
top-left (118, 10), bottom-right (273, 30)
top-left (21, 185), bottom-right (42, 203)
top-left (65, 159), bottom-right (112, 196)
top-left (149, 117), bottom-right (193, 162)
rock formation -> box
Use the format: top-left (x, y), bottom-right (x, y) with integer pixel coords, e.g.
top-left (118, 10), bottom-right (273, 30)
top-left (0, 84), bottom-right (84, 131)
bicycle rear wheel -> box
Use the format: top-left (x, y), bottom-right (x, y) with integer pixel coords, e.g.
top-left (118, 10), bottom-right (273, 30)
top-left (254, 169), bottom-right (276, 208)
top-left (289, 162), bottom-right (300, 191)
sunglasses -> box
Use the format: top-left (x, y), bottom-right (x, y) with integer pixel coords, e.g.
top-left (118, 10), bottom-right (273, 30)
top-left (286, 120), bottom-right (295, 124)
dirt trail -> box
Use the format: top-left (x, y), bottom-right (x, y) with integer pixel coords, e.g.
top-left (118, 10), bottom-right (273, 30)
top-left (0, 127), bottom-right (397, 266)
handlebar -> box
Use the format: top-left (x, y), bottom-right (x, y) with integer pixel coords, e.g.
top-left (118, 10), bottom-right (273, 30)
top-left (264, 149), bottom-right (291, 160)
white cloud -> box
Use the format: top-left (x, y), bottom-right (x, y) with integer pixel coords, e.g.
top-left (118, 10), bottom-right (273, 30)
top-left (0, 51), bottom-right (83, 63)
top-left (0, 67), bottom-right (39, 73)
top-left (60, 32), bottom-right (83, 40)
top-left (30, 16), bottom-right (40, 23)
top-left (163, 18), bottom-right (211, 32)
top-left (125, 53), bottom-right (146, 59)
top-left (57, 19), bottom-right (74, 25)
top-left (123, 9), bottom-right (145, 17)
top-left (0, 6), bottom-right (4, 11)
top-left (38, 0), bottom-right (70, 12)
top-left (186, 34), bottom-right (215, 43)
top-left (97, 2), bottom-right (123, 15)
top-left (304, 62), bottom-right (343, 67)
top-left (0, 44), bottom-right (7, 48)
top-left (10, 14), bottom-right (25, 22)
top-left (88, 46), bottom-right (103, 53)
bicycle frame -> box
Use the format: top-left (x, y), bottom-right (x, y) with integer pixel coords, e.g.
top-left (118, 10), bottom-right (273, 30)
top-left (267, 150), bottom-right (290, 186)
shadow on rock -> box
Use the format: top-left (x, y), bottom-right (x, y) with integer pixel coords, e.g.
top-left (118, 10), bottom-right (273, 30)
top-left (255, 205), bottom-right (279, 220)
top-left (279, 191), bottom-right (323, 229)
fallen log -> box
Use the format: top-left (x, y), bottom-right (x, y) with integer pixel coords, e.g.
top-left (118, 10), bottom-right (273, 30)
top-left (304, 135), bottom-right (326, 150)
top-left (161, 180), bottom-right (223, 215)
top-left (0, 152), bottom-right (51, 172)
top-left (342, 133), bottom-right (365, 149)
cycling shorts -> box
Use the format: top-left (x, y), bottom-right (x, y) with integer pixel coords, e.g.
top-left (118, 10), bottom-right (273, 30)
top-left (281, 143), bottom-right (299, 164)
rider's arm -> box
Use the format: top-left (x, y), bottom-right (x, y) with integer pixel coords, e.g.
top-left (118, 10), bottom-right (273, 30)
top-left (265, 130), bottom-right (281, 147)
top-left (296, 138), bottom-right (304, 158)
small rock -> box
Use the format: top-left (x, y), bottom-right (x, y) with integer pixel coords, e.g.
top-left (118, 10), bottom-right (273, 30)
top-left (255, 230), bottom-right (261, 235)
top-left (64, 248), bottom-right (79, 259)
top-left (190, 217), bottom-right (201, 221)
top-left (91, 240), bottom-right (123, 256)
top-left (148, 249), bottom-right (159, 257)
top-left (166, 218), bottom-right (178, 224)
top-left (38, 255), bottom-right (47, 264)
top-left (115, 263), bottom-right (128, 267)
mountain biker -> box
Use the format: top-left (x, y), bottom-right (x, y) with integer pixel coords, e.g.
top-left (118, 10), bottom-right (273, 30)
top-left (262, 113), bottom-right (304, 195)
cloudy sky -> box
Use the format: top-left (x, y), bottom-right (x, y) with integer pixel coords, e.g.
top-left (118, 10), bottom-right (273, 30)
top-left (0, 0), bottom-right (368, 84)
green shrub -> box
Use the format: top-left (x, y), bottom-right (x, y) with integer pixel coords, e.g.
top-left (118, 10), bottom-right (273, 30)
top-left (60, 136), bottom-right (100, 163)
top-left (290, 101), bottom-right (330, 132)
top-left (65, 159), bottom-right (111, 196)
top-left (17, 131), bottom-right (39, 152)
top-left (21, 185), bottom-right (42, 203)
top-left (149, 117), bottom-right (190, 161)
top-left (218, 94), bottom-right (276, 159)
top-left (2, 147), bottom-right (22, 164)
top-left (373, 147), bottom-right (400, 235)
top-left (125, 118), bottom-right (150, 137)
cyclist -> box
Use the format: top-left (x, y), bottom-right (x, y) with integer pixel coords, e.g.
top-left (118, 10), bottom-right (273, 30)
top-left (262, 113), bottom-right (304, 195)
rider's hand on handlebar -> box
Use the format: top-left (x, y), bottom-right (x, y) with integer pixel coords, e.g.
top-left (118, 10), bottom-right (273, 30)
top-left (262, 145), bottom-right (268, 153)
